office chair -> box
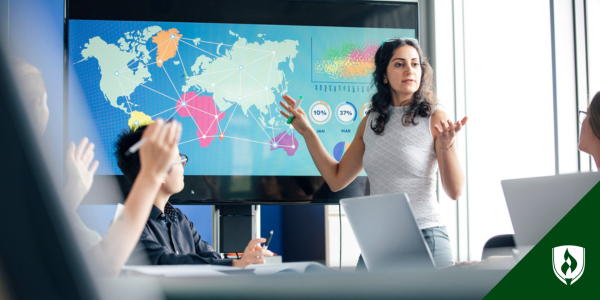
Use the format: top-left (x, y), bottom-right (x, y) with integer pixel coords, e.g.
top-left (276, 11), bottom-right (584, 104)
top-left (481, 234), bottom-right (516, 260)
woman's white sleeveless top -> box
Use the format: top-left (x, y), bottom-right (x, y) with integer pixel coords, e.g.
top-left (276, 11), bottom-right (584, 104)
top-left (362, 106), bottom-right (443, 229)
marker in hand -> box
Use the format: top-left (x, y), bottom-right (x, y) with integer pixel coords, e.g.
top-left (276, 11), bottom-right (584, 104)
top-left (286, 96), bottom-right (303, 125)
top-left (125, 121), bottom-right (172, 156)
top-left (125, 138), bottom-right (146, 156)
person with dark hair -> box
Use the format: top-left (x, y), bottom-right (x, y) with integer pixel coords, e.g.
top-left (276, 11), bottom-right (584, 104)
top-left (115, 124), bottom-right (273, 267)
top-left (280, 38), bottom-right (467, 268)
top-left (578, 91), bottom-right (600, 166)
top-left (84, 119), bottom-right (184, 275)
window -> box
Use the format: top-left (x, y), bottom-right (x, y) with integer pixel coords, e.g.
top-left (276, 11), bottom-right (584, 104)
top-left (463, 0), bottom-right (556, 260)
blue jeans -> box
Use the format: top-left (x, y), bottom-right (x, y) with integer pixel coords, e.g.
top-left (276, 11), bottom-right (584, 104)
top-left (421, 226), bottom-right (454, 268)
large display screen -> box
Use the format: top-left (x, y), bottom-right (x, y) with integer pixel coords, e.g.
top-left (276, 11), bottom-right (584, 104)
top-left (67, 0), bottom-right (418, 203)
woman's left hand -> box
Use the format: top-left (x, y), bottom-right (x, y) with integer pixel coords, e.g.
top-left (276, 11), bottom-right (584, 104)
top-left (434, 117), bottom-right (468, 150)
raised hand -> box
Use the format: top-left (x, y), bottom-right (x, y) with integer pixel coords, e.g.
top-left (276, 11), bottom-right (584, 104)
top-left (279, 94), bottom-right (312, 136)
top-left (232, 238), bottom-right (274, 268)
top-left (434, 116), bottom-right (468, 150)
top-left (138, 119), bottom-right (182, 179)
top-left (64, 137), bottom-right (100, 210)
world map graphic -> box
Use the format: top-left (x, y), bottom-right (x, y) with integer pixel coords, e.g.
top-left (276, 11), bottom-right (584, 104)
top-left (78, 25), bottom-right (299, 155)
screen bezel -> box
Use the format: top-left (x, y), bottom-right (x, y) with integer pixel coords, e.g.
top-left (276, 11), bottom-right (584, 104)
top-left (65, 0), bottom-right (419, 204)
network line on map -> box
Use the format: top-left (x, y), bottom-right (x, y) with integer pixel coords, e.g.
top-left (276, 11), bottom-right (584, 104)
top-left (113, 32), bottom-right (295, 150)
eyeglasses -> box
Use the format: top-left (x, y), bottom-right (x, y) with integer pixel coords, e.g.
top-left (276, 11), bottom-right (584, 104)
top-left (381, 37), bottom-right (420, 48)
top-left (579, 110), bottom-right (588, 125)
top-left (171, 154), bottom-right (188, 167)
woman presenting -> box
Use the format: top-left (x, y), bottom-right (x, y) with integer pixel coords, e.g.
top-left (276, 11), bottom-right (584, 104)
top-left (280, 38), bottom-right (467, 267)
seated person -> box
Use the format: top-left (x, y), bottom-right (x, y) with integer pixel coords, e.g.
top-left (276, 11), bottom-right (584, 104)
top-left (115, 125), bottom-right (272, 267)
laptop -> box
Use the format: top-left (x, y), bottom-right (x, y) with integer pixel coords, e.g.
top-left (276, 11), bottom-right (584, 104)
top-left (340, 193), bottom-right (436, 272)
top-left (501, 172), bottom-right (600, 254)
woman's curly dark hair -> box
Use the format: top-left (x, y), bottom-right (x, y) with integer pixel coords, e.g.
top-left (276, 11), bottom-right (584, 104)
top-left (369, 39), bottom-right (437, 135)
top-left (587, 91), bottom-right (600, 140)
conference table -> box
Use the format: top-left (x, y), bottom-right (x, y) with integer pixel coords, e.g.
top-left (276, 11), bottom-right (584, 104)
top-left (104, 262), bottom-right (513, 300)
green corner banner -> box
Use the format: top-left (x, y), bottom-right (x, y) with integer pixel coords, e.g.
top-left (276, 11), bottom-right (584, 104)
top-left (484, 180), bottom-right (600, 299)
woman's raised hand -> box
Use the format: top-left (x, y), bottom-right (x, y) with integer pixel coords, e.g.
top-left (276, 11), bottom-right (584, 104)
top-left (279, 94), bottom-right (312, 136)
top-left (434, 116), bottom-right (468, 150)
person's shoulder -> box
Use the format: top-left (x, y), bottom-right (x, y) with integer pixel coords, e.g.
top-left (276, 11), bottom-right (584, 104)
top-left (357, 112), bottom-right (370, 138)
top-left (431, 108), bottom-right (448, 122)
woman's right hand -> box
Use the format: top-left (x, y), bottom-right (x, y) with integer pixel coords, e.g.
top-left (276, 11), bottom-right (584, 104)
top-left (139, 119), bottom-right (182, 179)
top-left (280, 94), bottom-right (313, 136)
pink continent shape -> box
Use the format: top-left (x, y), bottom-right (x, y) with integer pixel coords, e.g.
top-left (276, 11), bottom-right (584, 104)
top-left (270, 131), bottom-right (299, 156)
top-left (176, 91), bottom-right (225, 148)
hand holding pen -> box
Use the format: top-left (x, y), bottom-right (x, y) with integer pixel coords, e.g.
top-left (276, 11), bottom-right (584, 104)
top-left (232, 237), bottom-right (274, 268)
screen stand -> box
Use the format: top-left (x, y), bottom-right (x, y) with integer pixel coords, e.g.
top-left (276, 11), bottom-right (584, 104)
top-left (212, 205), bottom-right (259, 255)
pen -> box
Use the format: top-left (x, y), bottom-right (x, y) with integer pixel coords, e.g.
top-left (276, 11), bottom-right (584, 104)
top-left (125, 122), bottom-right (173, 156)
top-left (286, 96), bottom-right (303, 125)
top-left (125, 138), bottom-right (146, 156)
top-left (264, 230), bottom-right (274, 251)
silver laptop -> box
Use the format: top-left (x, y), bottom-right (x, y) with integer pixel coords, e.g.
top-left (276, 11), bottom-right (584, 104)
top-left (340, 193), bottom-right (435, 272)
top-left (501, 172), bottom-right (600, 250)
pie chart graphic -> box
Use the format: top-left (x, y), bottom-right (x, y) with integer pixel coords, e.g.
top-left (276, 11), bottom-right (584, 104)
top-left (333, 141), bottom-right (351, 162)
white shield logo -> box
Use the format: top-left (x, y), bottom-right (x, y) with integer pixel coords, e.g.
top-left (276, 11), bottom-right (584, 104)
top-left (552, 245), bottom-right (585, 285)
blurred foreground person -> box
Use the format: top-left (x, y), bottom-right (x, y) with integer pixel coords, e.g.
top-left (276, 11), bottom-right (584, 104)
top-left (10, 57), bottom-right (183, 275)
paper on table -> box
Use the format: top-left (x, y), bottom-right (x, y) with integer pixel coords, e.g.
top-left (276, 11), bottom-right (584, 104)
top-left (246, 262), bottom-right (331, 275)
top-left (121, 265), bottom-right (237, 277)
top-left (122, 262), bottom-right (332, 277)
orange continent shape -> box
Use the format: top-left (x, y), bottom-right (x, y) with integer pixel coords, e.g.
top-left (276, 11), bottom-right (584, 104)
top-left (152, 28), bottom-right (183, 67)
